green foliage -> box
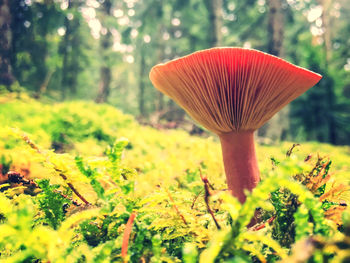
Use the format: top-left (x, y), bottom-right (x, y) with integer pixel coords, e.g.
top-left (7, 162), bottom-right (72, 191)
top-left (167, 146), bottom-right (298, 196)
top-left (75, 156), bottom-right (105, 200)
top-left (5, 0), bottom-right (350, 144)
top-left (0, 131), bottom-right (342, 262)
top-left (35, 179), bottom-right (72, 229)
top-left (0, 97), bottom-right (135, 153)
top-left (0, 97), bottom-right (349, 262)
top-left (271, 189), bottom-right (299, 247)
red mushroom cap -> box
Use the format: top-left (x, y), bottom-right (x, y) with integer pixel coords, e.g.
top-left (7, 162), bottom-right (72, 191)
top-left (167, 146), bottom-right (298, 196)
top-left (150, 47), bottom-right (322, 134)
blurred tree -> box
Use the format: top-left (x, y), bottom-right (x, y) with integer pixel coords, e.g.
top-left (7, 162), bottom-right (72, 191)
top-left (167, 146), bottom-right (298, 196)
top-left (154, 1), bottom-right (166, 112)
top-left (288, 0), bottom-right (350, 144)
top-left (10, 0), bottom-right (64, 95)
top-left (138, 46), bottom-right (146, 115)
top-left (59, 0), bottom-right (84, 99)
top-left (318, 0), bottom-right (336, 144)
top-left (135, 0), bottom-right (164, 116)
top-left (222, 0), bottom-right (266, 48)
top-left (0, 0), bottom-right (15, 89)
top-left (204, 0), bottom-right (223, 47)
top-left (290, 44), bottom-right (333, 142)
top-left (3, 0), bottom-right (350, 144)
top-left (267, 0), bottom-right (284, 56)
top-left (245, 0), bottom-right (289, 140)
top-left (96, 0), bottom-right (113, 103)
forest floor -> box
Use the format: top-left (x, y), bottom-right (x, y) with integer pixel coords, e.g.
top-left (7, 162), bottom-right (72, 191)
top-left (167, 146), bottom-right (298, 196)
top-left (1, 93), bottom-right (349, 187)
top-left (1, 93), bottom-right (350, 262)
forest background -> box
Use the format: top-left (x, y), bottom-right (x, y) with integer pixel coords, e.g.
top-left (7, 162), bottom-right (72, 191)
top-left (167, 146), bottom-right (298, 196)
top-left (1, 0), bottom-right (350, 145)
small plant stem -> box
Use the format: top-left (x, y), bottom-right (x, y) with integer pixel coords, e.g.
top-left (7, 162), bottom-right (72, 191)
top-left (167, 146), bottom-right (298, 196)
top-left (122, 212), bottom-right (137, 262)
top-left (191, 189), bottom-right (204, 209)
top-left (19, 132), bottom-right (90, 205)
top-left (55, 168), bottom-right (90, 205)
top-left (251, 216), bottom-right (276, 231)
top-left (219, 131), bottom-right (260, 203)
top-left (199, 171), bottom-right (221, 230)
top-left (286, 143), bottom-right (300, 157)
top-left (165, 188), bottom-right (188, 225)
top-left (53, 190), bottom-right (81, 206)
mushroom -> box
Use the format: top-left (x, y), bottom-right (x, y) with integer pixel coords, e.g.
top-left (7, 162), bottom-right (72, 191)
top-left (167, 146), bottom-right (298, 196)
top-left (149, 47), bottom-right (322, 203)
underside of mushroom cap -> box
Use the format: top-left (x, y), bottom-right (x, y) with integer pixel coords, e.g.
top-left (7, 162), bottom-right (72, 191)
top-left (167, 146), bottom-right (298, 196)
top-left (149, 47), bottom-right (322, 135)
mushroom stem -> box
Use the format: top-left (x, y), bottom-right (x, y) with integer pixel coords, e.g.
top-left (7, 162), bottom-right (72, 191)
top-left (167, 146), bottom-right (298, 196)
top-left (219, 130), bottom-right (260, 203)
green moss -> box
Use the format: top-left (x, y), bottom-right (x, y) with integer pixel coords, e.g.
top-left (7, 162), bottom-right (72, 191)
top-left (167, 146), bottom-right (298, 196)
top-left (0, 94), bottom-right (349, 262)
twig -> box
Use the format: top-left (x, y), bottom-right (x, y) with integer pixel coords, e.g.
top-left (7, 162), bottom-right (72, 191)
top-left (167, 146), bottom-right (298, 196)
top-left (19, 131), bottom-right (90, 205)
top-left (191, 189), bottom-right (204, 209)
top-left (304, 154), bottom-right (312, 162)
top-left (53, 190), bottom-right (81, 206)
top-left (122, 212), bottom-right (137, 262)
top-left (165, 187), bottom-right (188, 225)
top-left (307, 155), bottom-right (324, 178)
top-left (199, 169), bottom-right (221, 230)
top-left (251, 216), bottom-right (276, 231)
top-left (199, 167), bottom-right (215, 190)
top-left (55, 168), bottom-right (90, 205)
top-left (3, 171), bottom-right (81, 206)
top-left (286, 143), bottom-right (300, 157)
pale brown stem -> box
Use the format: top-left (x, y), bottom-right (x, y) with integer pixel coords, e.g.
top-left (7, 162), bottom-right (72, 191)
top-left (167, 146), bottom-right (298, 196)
top-left (219, 131), bottom-right (260, 203)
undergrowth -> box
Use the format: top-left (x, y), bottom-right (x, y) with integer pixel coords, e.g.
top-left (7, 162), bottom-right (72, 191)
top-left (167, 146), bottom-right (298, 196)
top-left (0, 95), bottom-right (349, 262)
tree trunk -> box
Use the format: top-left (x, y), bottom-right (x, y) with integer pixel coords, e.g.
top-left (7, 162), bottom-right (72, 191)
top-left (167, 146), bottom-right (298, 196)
top-left (204, 0), bottom-right (223, 47)
top-left (138, 51), bottom-right (146, 116)
top-left (258, 0), bottom-right (286, 139)
top-left (38, 70), bottom-right (53, 95)
top-left (96, 0), bottom-right (112, 103)
top-left (157, 92), bottom-right (164, 111)
top-left (156, 22), bottom-right (165, 112)
top-left (61, 0), bottom-right (79, 99)
top-left (318, 0), bottom-right (336, 144)
top-left (267, 0), bottom-right (284, 56)
top-left (0, 0), bottom-right (15, 88)
top-left (95, 66), bottom-right (111, 103)
top-left (318, 0), bottom-right (332, 63)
